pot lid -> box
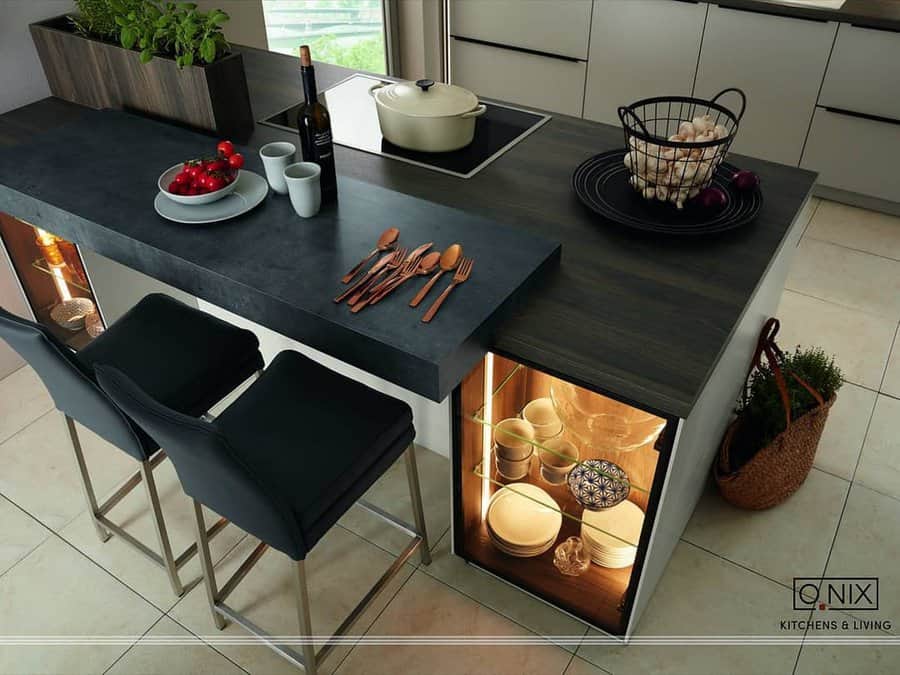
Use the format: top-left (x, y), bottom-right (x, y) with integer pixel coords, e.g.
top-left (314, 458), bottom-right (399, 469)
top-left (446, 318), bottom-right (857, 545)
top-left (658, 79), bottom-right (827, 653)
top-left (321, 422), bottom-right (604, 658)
top-left (373, 79), bottom-right (479, 117)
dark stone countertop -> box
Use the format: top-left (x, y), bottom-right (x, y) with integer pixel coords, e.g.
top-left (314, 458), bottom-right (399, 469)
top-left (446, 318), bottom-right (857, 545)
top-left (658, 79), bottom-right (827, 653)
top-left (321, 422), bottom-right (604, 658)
top-left (0, 45), bottom-right (817, 417)
top-left (716, 0), bottom-right (900, 31)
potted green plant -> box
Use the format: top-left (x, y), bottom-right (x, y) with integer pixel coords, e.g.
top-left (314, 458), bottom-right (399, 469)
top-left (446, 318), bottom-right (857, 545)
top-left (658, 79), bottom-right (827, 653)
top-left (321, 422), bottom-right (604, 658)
top-left (30, 1), bottom-right (254, 138)
top-left (714, 318), bottom-right (843, 509)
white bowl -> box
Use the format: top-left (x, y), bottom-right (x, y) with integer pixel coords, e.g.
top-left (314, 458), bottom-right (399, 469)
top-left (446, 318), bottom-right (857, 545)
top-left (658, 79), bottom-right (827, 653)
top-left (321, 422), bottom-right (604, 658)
top-left (157, 163), bottom-right (240, 205)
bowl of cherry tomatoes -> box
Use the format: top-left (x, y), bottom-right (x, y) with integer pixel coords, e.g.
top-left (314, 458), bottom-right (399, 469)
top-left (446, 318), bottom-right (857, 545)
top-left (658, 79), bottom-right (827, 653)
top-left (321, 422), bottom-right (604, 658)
top-left (158, 140), bottom-right (246, 205)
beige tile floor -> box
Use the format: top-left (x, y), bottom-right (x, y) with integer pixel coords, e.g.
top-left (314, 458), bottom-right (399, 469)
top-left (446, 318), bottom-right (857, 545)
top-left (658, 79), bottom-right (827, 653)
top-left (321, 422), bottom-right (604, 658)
top-left (0, 198), bottom-right (899, 674)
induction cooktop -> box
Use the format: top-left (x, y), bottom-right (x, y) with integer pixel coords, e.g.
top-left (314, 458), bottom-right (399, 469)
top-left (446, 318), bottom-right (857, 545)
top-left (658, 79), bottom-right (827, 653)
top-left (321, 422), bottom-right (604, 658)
top-left (259, 74), bottom-right (551, 179)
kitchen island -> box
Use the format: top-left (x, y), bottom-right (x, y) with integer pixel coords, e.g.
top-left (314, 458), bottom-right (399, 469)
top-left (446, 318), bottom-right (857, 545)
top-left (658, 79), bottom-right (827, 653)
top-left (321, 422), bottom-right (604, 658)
top-left (0, 46), bottom-right (816, 638)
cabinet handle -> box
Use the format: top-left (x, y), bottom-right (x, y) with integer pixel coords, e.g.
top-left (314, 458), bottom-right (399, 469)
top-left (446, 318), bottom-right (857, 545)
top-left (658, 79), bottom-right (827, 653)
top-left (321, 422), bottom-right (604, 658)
top-left (823, 107), bottom-right (900, 127)
top-left (450, 35), bottom-right (583, 63)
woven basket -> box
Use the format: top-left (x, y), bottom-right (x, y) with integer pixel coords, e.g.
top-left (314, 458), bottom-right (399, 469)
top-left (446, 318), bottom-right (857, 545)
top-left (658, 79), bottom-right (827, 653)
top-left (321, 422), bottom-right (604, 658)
top-left (714, 318), bottom-right (834, 510)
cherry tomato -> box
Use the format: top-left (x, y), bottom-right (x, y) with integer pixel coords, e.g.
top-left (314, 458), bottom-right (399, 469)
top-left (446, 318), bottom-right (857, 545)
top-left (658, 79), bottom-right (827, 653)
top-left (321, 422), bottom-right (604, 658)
top-left (187, 186), bottom-right (201, 195)
top-left (206, 159), bottom-right (227, 172)
top-left (206, 174), bottom-right (226, 191)
top-left (174, 171), bottom-right (191, 185)
top-left (217, 140), bottom-right (235, 158)
top-left (227, 153), bottom-right (244, 170)
top-left (167, 181), bottom-right (180, 194)
top-left (186, 164), bottom-right (203, 179)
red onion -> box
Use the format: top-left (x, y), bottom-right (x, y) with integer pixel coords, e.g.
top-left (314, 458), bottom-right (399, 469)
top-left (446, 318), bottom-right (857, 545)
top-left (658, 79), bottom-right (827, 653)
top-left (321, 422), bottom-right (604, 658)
top-left (696, 186), bottom-right (728, 211)
top-left (732, 169), bottom-right (760, 192)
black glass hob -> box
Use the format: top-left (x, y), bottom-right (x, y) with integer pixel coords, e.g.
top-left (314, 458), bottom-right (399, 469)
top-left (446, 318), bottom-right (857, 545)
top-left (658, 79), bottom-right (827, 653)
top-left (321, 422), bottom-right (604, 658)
top-left (259, 74), bottom-right (551, 179)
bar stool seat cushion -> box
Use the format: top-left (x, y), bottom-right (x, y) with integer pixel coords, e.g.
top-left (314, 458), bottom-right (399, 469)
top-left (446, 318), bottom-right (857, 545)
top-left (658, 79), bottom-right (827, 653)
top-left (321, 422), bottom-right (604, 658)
top-left (78, 294), bottom-right (262, 456)
top-left (215, 350), bottom-right (414, 554)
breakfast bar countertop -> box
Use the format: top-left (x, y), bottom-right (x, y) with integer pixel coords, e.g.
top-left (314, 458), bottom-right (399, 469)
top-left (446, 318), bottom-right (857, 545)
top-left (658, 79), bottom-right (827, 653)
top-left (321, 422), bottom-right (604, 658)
top-left (0, 46), bottom-right (817, 417)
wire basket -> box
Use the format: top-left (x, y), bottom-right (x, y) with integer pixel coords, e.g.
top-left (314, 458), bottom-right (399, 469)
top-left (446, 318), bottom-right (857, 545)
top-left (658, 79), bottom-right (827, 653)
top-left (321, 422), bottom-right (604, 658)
top-left (617, 88), bottom-right (746, 209)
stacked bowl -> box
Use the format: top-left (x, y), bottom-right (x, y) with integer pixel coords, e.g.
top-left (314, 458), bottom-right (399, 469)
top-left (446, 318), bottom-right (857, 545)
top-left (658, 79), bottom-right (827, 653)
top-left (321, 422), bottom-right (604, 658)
top-left (494, 418), bottom-right (535, 480)
top-left (486, 483), bottom-right (562, 557)
top-left (580, 500), bottom-right (644, 568)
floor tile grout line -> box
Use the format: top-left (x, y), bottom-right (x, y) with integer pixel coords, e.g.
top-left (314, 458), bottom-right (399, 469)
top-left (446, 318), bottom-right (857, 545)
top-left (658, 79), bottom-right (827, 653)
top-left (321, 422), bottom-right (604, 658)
top-left (803, 232), bottom-right (900, 266)
top-left (0, 405), bottom-right (56, 450)
top-left (100, 613), bottom-right (166, 675)
top-left (781, 286), bottom-right (900, 326)
top-left (0, 493), bottom-right (59, 582)
top-left (678, 539), bottom-right (796, 594)
top-left (159, 613), bottom-right (251, 675)
top-left (876, 322), bottom-right (899, 394)
top-left (329, 556), bottom-right (418, 675)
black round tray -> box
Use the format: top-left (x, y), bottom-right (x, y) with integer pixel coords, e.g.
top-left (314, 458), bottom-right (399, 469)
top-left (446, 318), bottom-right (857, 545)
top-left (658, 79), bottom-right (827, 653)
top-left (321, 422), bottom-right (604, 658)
top-left (572, 150), bottom-right (762, 235)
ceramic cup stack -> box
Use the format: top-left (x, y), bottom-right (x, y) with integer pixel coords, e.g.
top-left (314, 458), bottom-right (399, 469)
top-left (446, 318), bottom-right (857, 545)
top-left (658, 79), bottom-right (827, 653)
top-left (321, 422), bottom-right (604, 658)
top-left (580, 500), bottom-right (644, 569)
top-left (494, 418), bottom-right (535, 480)
top-left (522, 397), bottom-right (563, 441)
top-left (486, 483), bottom-right (562, 557)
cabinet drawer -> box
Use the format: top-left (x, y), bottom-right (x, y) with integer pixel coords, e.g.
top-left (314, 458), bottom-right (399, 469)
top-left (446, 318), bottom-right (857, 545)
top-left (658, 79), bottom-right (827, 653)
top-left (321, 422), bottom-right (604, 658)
top-left (449, 0), bottom-right (591, 60)
top-left (583, 0), bottom-right (707, 126)
top-left (800, 107), bottom-right (900, 203)
top-left (694, 4), bottom-right (836, 166)
top-left (450, 38), bottom-right (586, 117)
top-left (819, 24), bottom-right (900, 122)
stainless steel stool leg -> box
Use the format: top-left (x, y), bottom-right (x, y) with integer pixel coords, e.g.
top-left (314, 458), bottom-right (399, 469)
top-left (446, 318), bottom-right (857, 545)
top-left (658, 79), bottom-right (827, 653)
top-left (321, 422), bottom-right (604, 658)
top-left (141, 460), bottom-right (184, 596)
top-left (404, 443), bottom-right (431, 565)
top-left (64, 414), bottom-right (111, 543)
top-left (294, 560), bottom-right (319, 675)
top-left (192, 499), bottom-right (226, 630)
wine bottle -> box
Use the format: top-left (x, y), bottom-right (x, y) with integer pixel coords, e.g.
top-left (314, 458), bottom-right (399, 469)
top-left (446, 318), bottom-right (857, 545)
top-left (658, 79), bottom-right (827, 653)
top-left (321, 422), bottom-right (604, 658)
top-left (297, 45), bottom-right (337, 203)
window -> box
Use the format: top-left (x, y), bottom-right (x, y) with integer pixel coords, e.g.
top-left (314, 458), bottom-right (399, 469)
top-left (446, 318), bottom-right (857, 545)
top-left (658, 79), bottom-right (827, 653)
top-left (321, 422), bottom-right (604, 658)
top-left (262, 1), bottom-right (387, 75)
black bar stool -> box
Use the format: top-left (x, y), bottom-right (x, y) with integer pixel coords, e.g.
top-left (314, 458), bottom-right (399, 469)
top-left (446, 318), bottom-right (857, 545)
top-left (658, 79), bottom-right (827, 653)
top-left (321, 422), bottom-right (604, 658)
top-left (96, 349), bottom-right (431, 674)
top-left (0, 294), bottom-right (263, 596)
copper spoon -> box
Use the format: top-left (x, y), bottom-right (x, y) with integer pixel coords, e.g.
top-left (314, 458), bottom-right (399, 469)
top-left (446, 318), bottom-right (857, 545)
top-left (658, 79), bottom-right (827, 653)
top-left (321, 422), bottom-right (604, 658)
top-left (341, 227), bottom-right (399, 283)
top-left (370, 251), bottom-right (441, 306)
top-left (409, 244), bottom-right (462, 308)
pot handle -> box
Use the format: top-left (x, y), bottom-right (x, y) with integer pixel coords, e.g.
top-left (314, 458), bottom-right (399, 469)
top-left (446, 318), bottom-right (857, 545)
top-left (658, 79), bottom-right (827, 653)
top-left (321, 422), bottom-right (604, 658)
top-left (460, 104), bottom-right (487, 119)
top-left (368, 82), bottom-right (387, 97)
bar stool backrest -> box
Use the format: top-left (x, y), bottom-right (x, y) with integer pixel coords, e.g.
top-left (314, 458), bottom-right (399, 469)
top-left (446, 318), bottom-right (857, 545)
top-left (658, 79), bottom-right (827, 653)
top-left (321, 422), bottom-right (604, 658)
top-left (0, 306), bottom-right (146, 458)
top-left (95, 363), bottom-right (305, 559)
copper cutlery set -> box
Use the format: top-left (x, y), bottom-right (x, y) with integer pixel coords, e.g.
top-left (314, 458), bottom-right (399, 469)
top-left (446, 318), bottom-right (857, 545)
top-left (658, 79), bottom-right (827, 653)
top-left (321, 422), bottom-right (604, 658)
top-left (335, 228), bottom-right (473, 322)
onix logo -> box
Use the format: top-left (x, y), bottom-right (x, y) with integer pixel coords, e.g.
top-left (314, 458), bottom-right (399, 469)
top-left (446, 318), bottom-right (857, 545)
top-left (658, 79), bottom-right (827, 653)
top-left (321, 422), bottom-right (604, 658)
top-left (793, 577), bottom-right (879, 611)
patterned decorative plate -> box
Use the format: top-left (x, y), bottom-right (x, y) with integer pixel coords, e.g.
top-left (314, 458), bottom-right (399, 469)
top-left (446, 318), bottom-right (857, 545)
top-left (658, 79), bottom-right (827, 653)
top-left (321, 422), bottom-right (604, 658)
top-left (567, 459), bottom-right (631, 510)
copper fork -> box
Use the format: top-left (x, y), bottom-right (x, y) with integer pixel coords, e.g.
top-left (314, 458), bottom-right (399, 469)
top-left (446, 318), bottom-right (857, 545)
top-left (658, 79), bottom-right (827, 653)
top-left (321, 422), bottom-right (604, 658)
top-left (346, 247), bottom-right (407, 306)
top-left (351, 255), bottom-right (422, 313)
top-left (421, 257), bottom-right (473, 323)
top-left (335, 247), bottom-right (405, 304)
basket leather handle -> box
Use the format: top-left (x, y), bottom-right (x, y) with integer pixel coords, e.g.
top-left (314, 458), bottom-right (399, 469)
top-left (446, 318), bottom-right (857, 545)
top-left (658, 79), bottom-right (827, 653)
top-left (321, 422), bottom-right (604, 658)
top-left (710, 88), bottom-right (747, 122)
top-left (744, 318), bottom-right (825, 430)
top-left (617, 105), bottom-right (652, 139)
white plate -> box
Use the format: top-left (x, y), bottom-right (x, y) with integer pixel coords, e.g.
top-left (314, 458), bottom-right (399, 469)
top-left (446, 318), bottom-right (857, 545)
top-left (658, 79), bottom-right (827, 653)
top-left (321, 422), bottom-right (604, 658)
top-left (154, 171), bottom-right (268, 224)
top-left (581, 500), bottom-right (644, 553)
top-left (486, 483), bottom-right (561, 548)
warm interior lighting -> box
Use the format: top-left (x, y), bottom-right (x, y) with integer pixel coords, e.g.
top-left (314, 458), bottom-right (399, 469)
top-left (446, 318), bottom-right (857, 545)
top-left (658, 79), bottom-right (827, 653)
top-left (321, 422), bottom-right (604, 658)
top-left (481, 351), bottom-right (494, 519)
top-left (34, 227), bottom-right (72, 302)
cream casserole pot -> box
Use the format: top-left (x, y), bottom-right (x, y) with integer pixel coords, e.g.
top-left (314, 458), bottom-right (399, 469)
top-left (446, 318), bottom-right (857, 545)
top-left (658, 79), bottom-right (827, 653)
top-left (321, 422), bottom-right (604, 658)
top-left (369, 79), bottom-right (487, 153)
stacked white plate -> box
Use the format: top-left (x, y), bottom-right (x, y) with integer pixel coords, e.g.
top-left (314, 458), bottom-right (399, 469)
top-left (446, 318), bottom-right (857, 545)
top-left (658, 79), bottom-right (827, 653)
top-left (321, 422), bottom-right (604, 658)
top-left (486, 483), bottom-right (562, 558)
top-left (580, 500), bottom-right (644, 569)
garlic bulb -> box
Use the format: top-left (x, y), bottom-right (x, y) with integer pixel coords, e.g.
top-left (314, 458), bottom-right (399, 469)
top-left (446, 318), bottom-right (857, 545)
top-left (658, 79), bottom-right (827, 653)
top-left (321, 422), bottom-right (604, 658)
top-left (713, 124), bottom-right (729, 140)
top-left (692, 114), bottom-right (714, 135)
top-left (678, 121), bottom-right (696, 139)
top-left (628, 136), bottom-right (645, 152)
top-left (642, 186), bottom-right (656, 200)
top-left (629, 174), bottom-right (647, 190)
top-left (671, 158), bottom-right (698, 183)
top-left (644, 154), bottom-right (668, 175)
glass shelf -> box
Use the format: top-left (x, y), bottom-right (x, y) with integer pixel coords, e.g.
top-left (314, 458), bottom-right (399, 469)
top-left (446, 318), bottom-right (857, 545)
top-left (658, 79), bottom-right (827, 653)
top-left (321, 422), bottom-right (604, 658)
top-left (31, 258), bottom-right (91, 293)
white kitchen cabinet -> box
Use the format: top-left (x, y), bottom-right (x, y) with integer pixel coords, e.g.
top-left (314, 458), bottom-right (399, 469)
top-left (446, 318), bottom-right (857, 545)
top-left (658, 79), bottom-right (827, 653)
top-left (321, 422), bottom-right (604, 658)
top-left (694, 4), bottom-right (836, 166)
top-left (450, 37), bottom-right (587, 117)
top-left (801, 107), bottom-right (900, 203)
top-left (583, 0), bottom-right (707, 126)
top-left (819, 23), bottom-right (900, 122)
top-left (449, 0), bottom-right (592, 60)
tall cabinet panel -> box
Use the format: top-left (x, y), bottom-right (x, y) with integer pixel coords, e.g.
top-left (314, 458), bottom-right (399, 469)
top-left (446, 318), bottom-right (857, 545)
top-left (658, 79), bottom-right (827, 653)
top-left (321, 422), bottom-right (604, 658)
top-left (583, 0), bottom-right (708, 126)
top-left (693, 4), bottom-right (836, 166)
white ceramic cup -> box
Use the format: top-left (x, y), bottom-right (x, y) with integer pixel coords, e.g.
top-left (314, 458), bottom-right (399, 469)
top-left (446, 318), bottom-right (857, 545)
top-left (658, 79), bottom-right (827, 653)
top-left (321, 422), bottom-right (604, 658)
top-left (494, 418), bottom-right (535, 461)
top-left (283, 162), bottom-right (322, 218)
top-left (538, 438), bottom-right (579, 485)
top-left (523, 397), bottom-right (563, 440)
top-left (259, 142), bottom-right (296, 194)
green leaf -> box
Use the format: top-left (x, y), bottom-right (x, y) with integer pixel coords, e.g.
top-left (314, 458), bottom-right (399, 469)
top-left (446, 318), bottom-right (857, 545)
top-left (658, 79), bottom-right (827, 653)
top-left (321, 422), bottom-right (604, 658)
top-left (114, 16), bottom-right (127, 26)
top-left (140, 48), bottom-right (153, 63)
top-left (139, 35), bottom-right (148, 48)
top-left (175, 54), bottom-right (184, 68)
top-left (120, 26), bottom-right (136, 49)
top-left (182, 50), bottom-right (194, 67)
top-left (199, 37), bottom-right (216, 63)
top-left (176, 2), bottom-right (197, 10)
top-left (210, 11), bottom-right (229, 25)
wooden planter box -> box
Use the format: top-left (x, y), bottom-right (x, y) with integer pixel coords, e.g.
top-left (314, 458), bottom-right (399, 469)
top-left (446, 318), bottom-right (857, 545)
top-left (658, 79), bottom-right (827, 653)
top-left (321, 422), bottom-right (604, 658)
top-left (30, 15), bottom-right (254, 140)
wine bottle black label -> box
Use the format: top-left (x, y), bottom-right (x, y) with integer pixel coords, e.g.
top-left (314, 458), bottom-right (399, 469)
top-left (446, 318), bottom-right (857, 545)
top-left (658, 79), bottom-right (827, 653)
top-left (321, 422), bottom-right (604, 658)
top-left (313, 130), bottom-right (333, 159)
